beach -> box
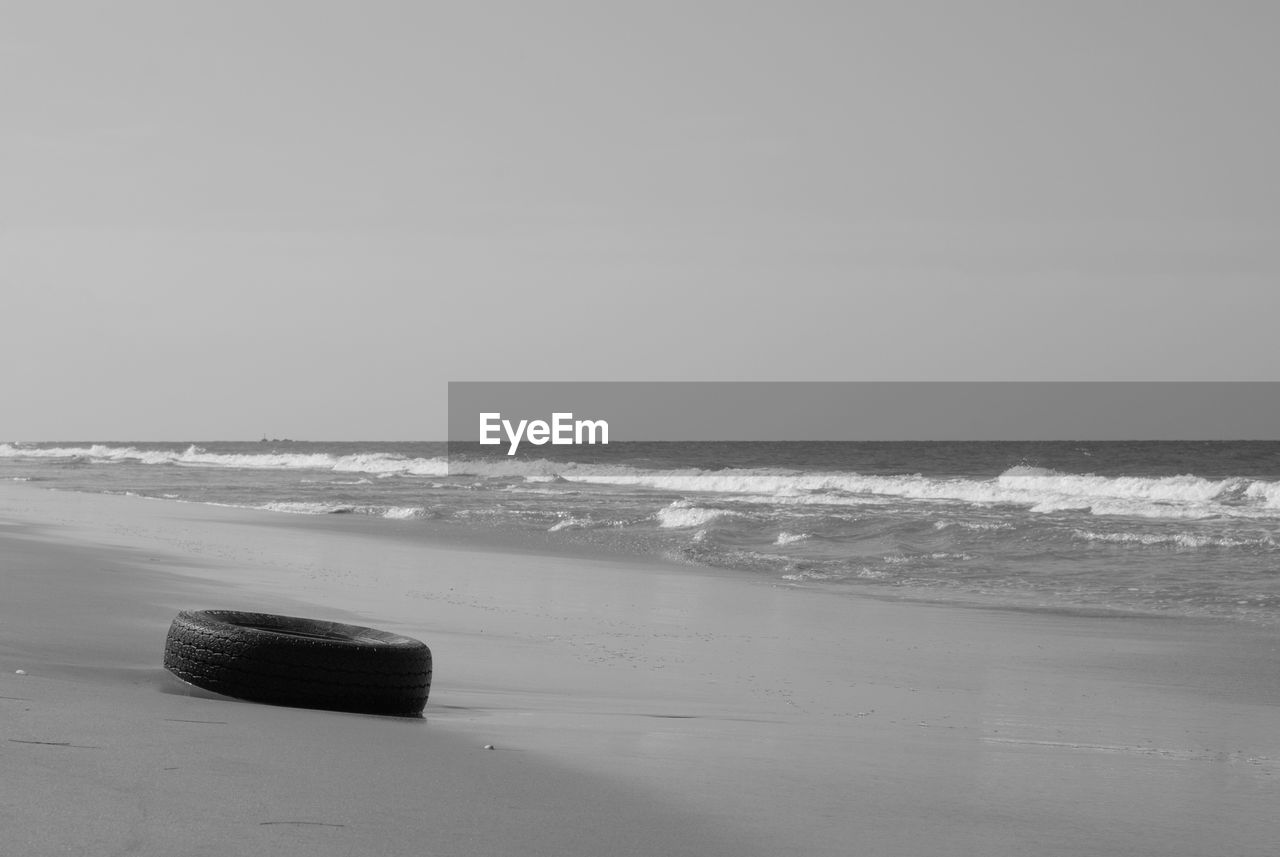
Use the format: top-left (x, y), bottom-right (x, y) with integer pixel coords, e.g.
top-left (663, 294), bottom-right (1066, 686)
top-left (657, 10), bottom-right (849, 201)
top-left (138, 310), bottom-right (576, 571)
top-left (2, 480), bottom-right (1278, 855)
top-left (8, 0), bottom-right (1280, 851)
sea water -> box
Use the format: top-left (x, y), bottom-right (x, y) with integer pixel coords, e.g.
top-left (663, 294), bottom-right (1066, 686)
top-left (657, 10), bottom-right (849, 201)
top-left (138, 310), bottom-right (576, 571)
top-left (2, 440), bottom-right (1278, 623)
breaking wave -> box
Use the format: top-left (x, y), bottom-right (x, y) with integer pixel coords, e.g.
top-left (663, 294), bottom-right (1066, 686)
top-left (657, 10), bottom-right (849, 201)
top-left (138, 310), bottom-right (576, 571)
top-left (548, 462), bottom-right (1280, 521)
top-left (4, 444), bottom-right (1278, 522)
top-left (0, 443), bottom-right (447, 477)
top-left (655, 500), bottom-right (743, 529)
top-left (1073, 529), bottom-right (1277, 549)
top-left (257, 501), bottom-right (427, 519)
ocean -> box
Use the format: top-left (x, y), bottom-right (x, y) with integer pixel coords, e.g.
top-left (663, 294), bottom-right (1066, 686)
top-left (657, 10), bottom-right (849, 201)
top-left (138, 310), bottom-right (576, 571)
top-left (3, 440), bottom-right (1279, 624)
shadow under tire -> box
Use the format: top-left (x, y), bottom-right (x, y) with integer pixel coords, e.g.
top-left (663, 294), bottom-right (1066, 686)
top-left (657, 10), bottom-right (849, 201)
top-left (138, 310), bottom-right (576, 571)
top-left (163, 610), bottom-right (431, 716)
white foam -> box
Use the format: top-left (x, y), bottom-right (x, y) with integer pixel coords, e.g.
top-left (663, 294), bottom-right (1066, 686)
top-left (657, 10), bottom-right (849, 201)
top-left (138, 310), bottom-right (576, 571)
top-left (934, 519), bottom-right (1015, 532)
top-left (1246, 480), bottom-right (1280, 509)
top-left (547, 516), bottom-right (600, 532)
top-left (574, 464), bottom-right (1280, 521)
top-left (883, 552), bottom-right (972, 565)
top-left (781, 569), bottom-right (841, 582)
top-left (0, 443), bottom-right (448, 478)
top-left (655, 500), bottom-right (740, 529)
top-left (331, 453), bottom-right (447, 477)
top-left (1072, 529), bottom-right (1276, 549)
top-left (774, 531), bottom-right (811, 546)
top-left (446, 457), bottom-right (593, 479)
top-left (6, 442), bottom-right (1280, 522)
top-left (381, 506), bottom-right (426, 520)
top-left (258, 501), bottom-right (356, 515)
top-left (723, 493), bottom-right (893, 508)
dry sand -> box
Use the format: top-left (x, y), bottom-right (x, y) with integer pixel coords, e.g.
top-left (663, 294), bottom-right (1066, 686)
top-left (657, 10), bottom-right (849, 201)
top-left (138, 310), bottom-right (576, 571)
top-left (1, 482), bottom-right (1277, 856)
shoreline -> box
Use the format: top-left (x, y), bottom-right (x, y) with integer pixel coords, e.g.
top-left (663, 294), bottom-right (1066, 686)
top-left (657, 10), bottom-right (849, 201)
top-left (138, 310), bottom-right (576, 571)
top-left (171, 490), bottom-right (1280, 631)
top-left (3, 481), bottom-right (1278, 855)
top-left (6, 436), bottom-right (1280, 628)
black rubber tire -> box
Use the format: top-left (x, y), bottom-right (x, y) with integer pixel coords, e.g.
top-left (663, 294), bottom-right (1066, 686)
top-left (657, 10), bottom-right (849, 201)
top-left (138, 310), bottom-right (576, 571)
top-left (163, 610), bottom-right (431, 716)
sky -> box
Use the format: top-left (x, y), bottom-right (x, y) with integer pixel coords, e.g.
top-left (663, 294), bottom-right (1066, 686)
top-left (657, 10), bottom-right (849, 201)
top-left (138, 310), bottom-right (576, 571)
top-left (2, 1), bottom-right (1278, 440)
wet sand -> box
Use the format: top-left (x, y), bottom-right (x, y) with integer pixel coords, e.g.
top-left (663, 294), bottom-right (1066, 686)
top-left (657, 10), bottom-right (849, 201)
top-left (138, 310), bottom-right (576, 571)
top-left (2, 482), bottom-right (1277, 856)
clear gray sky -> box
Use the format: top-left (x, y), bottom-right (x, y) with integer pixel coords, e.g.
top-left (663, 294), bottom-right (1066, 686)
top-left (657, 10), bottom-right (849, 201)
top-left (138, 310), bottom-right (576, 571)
top-left (2, 1), bottom-right (1277, 440)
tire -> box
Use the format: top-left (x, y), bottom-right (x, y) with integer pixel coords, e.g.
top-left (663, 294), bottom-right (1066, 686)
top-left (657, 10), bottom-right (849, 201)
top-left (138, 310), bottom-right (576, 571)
top-left (163, 610), bottom-right (431, 716)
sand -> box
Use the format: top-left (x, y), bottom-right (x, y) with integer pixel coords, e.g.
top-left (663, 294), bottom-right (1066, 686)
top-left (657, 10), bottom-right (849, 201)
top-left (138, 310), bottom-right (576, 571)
top-left (2, 482), bottom-right (1278, 856)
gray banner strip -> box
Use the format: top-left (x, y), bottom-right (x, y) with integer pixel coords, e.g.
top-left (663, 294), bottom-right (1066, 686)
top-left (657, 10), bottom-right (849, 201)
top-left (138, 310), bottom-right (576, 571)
top-left (448, 382), bottom-right (1280, 441)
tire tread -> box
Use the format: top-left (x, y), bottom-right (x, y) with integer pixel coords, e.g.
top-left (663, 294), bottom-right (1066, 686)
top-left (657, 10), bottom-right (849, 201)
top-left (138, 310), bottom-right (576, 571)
top-left (163, 610), bottom-right (431, 716)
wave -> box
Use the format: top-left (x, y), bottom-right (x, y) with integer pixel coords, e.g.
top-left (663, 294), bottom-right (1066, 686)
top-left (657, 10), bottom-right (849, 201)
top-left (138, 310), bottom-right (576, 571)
top-left (934, 519), bottom-right (1015, 532)
top-left (1246, 480), bottom-right (1280, 509)
top-left (1072, 529), bottom-right (1277, 550)
top-left (883, 552), bottom-right (974, 565)
top-left (257, 501), bottom-right (353, 514)
top-left (655, 500), bottom-right (743, 529)
top-left (381, 506), bottom-right (428, 520)
top-left (569, 463), bottom-right (1280, 521)
top-left (257, 501), bottom-right (427, 519)
top-left (546, 515), bottom-right (623, 533)
top-left (782, 566), bottom-right (888, 583)
top-left (6, 443), bottom-right (1279, 521)
top-left (0, 443), bottom-right (448, 477)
